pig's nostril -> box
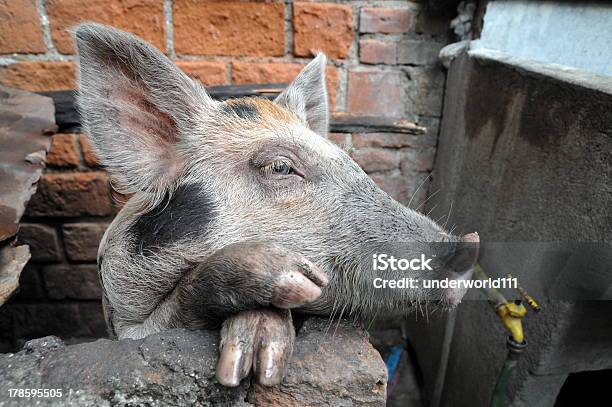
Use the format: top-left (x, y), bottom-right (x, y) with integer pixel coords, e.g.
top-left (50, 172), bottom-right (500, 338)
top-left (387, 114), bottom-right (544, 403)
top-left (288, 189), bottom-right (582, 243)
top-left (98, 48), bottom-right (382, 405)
top-left (446, 232), bottom-right (480, 275)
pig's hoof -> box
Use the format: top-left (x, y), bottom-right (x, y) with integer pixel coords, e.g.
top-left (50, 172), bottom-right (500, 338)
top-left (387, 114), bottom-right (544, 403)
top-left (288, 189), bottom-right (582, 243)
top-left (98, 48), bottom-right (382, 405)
top-left (216, 309), bottom-right (295, 387)
top-left (271, 255), bottom-right (328, 308)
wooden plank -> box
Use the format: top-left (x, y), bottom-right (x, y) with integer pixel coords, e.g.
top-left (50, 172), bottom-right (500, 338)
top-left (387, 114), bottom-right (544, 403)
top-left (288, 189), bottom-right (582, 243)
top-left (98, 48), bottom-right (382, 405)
top-left (330, 113), bottom-right (426, 135)
top-left (204, 83), bottom-right (287, 100)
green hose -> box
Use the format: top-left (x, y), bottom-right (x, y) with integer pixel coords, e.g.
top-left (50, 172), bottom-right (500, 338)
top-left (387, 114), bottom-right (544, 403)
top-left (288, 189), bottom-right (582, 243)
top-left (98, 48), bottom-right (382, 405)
top-left (491, 357), bottom-right (517, 407)
top-left (491, 337), bottom-right (527, 407)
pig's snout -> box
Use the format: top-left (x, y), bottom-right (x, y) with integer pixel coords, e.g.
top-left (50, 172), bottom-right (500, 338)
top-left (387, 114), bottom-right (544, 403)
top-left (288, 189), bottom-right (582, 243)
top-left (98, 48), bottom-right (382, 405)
top-left (443, 232), bottom-right (479, 306)
top-left (446, 232), bottom-right (479, 276)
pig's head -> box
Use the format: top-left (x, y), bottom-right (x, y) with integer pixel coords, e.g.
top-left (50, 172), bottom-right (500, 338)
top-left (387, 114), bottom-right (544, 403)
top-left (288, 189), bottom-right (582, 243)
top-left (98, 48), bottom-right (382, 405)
top-left (75, 23), bottom-right (478, 321)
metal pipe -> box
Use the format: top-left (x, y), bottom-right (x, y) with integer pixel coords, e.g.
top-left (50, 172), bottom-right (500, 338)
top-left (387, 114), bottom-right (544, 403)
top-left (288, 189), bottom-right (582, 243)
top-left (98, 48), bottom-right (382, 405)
top-left (431, 308), bottom-right (457, 407)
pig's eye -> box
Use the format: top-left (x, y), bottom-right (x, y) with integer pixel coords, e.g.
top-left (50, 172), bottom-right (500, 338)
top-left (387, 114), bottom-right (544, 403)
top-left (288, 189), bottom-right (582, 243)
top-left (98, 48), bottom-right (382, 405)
top-left (261, 159), bottom-right (295, 176)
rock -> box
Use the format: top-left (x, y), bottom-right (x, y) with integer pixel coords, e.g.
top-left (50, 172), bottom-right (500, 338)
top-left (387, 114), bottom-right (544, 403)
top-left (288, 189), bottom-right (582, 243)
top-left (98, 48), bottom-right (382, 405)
top-left (0, 318), bottom-right (387, 406)
top-left (0, 86), bottom-right (54, 305)
top-left (0, 329), bottom-right (248, 406)
top-left (249, 318), bottom-right (387, 406)
top-left (0, 246), bottom-right (30, 307)
top-left (0, 86), bottom-right (54, 242)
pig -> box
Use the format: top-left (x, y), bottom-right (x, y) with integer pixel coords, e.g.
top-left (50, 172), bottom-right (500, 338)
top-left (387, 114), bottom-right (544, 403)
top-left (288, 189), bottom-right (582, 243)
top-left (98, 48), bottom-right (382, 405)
top-left (73, 23), bottom-right (479, 388)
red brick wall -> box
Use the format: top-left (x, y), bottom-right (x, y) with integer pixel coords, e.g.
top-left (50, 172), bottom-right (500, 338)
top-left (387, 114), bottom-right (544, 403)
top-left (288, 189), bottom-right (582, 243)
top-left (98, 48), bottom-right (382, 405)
top-left (0, 0), bottom-right (451, 350)
top-left (0, 0), bottom-right (449, 119)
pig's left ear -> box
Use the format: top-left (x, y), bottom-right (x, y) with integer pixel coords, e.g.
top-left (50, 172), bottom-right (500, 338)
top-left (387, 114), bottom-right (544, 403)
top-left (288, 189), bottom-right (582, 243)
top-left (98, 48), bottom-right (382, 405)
top-left (275, 53), bottom-right (329, 138)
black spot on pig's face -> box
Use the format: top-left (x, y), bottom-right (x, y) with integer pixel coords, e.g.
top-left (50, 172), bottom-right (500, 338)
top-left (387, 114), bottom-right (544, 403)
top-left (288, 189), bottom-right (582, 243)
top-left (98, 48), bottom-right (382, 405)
top-left (129, 184), bottom-right (214, 256)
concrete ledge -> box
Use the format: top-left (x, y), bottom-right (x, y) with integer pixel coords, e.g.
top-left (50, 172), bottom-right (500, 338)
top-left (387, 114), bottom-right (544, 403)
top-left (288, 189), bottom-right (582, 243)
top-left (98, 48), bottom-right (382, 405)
top-left (0, 317), bottom-right (387, 406)
top-left (468, 47), bottom-right (612, 94)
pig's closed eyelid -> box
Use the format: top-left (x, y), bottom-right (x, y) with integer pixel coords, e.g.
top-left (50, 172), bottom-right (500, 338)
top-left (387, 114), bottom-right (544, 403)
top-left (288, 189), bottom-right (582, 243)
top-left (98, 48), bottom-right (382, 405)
top-left (252, 154), bottom-right (291, 168)
top-left (252, 149), bottom-right (302, 170)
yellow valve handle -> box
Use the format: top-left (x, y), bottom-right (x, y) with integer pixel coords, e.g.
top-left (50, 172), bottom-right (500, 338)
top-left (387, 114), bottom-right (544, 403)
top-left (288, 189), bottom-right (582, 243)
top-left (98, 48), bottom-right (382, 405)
top-left (508, 273), bottom-right (541, 312)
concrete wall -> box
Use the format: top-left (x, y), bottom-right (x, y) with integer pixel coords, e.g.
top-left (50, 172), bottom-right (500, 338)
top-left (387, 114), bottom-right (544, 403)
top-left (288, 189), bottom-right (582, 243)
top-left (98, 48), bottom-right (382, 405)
top-left (474, 1), bottom-right (612, 77)
top-left (406, 48), bottom-right (612, 407)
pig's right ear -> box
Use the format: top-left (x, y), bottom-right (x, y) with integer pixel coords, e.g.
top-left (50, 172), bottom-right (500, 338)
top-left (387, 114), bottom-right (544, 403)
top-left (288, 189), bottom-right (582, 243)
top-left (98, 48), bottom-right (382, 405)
top-left (274, 53), bottom-right (329, 138)
top-left (74, 23), bottom-right (214, 196)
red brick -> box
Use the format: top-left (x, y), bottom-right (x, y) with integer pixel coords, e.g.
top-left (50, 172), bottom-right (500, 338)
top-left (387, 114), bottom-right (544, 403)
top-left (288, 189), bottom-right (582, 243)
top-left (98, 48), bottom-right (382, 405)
top-left (293, 2), bottom-right (353, 60)
top-left (46, 134), bottom-right (80, 167)
top-left (347, 70), bottom-right (405, 117)
top-left (232, 62), bottom-right (303, 85)
top-left (323, 66), bottom-right (342, 110)
top-left (17, 224), bottom-right (62, 262)
top-left (232, 61), bottom-right (339, 109)
top-left (47, 0), bottom-right (165, 54)
top-left (0, 61), bottom-right (75, 92)
top-left (352, 133), bottom-right (434, 149)
top-left (400, 148), bottom-right (436, 172)
top-left (173, 1), bottom-right (284, 56)
top-left (25, 172), bottom-right (112, 217)
top-left (328, 133), bottom-right (351, 152)
top-left (406, 66), bottom-right (445, 117)
top-left (176, 61), bottom-right (228, 86)
top-left (397, 40), bottom-right (444, 65)
top-left (359, 39), bottom-right (397, 65)
top-left (78, 134), bottom-right (101, 167)
top-left (62, 223), bottom-right (108, 261)
top-left (351, 149), bottom-right (399, 173)
top-left (0, 0), bottom-right (46, 54)
top-left (42, 264), bottom-right (102, 300)
top-left (360, 7), bottom-right (413, 34)
top-left (9, 302), bottom-right (107, 339)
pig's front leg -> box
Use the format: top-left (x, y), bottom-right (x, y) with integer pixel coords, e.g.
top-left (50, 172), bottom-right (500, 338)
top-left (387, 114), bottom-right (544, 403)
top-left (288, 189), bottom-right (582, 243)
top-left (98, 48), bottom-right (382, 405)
top-left (174, 242), bottom-right (328, 386)
top-left (217, 308), bottom-right (294, 386)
